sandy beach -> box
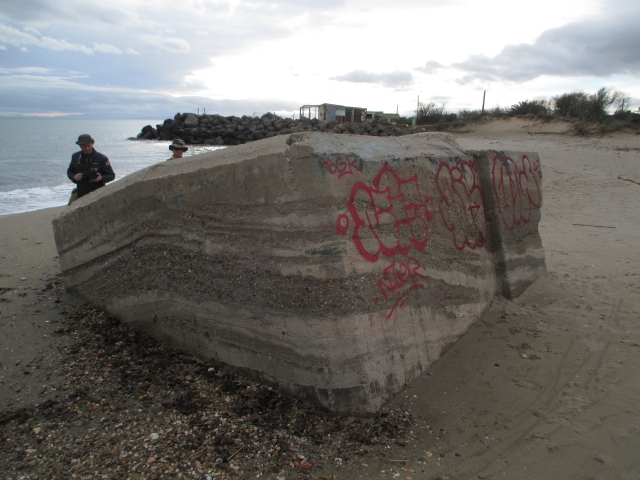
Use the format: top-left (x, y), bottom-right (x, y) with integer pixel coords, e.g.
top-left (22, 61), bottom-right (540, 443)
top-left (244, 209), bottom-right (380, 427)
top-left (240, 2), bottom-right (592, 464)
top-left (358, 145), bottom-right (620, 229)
top-left (1, 119), bottom-right (639, 479)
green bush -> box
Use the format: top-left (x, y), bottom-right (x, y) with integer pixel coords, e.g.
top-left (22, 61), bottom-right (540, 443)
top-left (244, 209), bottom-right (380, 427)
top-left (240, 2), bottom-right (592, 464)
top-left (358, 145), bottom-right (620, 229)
top-left (457, 109), bottom-right (482, 120)
top-left (509, 100), bottom-right (548, 116)
top-left (553, 92), bottom-right (587, 117)
top-left (553, 88), bottom-right (619, 121)
top-left (417, 102), bottom-right (443, 125)
top-left (487, 106), bottom-right (508, 117)
top-left (612, 111), bottom-right (640, 123)
top-left (446, 87), bottom-right (636, 130)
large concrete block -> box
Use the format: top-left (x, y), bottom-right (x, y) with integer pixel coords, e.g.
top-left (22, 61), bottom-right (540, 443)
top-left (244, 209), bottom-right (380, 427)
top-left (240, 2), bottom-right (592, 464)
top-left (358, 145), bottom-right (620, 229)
top-left (52, 133), bottom-right (545, 415)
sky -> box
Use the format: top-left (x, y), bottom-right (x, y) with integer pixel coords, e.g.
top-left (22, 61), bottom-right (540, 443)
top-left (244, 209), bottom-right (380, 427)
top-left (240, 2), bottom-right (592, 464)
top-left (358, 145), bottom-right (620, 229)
top-left (0, 0), bottom-right (638, 119)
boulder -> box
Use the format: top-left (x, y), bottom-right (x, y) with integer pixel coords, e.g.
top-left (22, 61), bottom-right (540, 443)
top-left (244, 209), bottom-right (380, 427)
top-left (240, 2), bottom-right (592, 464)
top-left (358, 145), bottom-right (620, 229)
top-left (183, 114), bottom-right (199, 128)
top-left (54, 133), bottom-right (545, 415)
top-left (133, 113), bottom-right (454, 147)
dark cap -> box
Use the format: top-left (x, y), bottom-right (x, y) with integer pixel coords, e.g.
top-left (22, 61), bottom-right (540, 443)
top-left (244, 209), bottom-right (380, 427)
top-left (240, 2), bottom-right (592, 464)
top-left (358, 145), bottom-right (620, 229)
top-left (169, 139), bottom-right (188, 151)
top-left (76, 134), bottom-right (95, 145)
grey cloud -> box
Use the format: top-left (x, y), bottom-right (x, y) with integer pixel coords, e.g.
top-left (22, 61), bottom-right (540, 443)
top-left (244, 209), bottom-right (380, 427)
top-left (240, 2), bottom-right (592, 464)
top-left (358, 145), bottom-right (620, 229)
top-left (0, 68), bottom-right (300, 118)
top-left (23, 26), bottom-right (41, 35)
top-left (0, 0), bottom-right (56, 22)
top-left (93, 43), bottom-right (122, 54)
top-left (415, 61), bottom-right (443, 75)
top-left (0, 0), bottom-right (136, 26)
top-left (0, 0), bottom-right (327, 64)
top-left (140, 34), bottom-right (191, 53)
top-left (429, 96), bottom-right (452, 103)
top-left (0, 69), bottom-right (89, 90)
top-left (454, 8), bottom-right (640, 83)
top-left (331, 70), bottom-right (414, 88)
top-left (0, 23), bottom-right (93, 53)
top-left (0, 67), bottom-right (52, 75)
top-left (240, 0), bottom-right (346, 12)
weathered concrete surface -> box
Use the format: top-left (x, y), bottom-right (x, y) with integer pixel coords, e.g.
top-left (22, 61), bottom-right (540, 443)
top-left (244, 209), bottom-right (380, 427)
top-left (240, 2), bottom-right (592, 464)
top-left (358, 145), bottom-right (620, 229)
top-left (476, 150), bottom-right (546, 298)
top-left (52, 132), bottom-right (545, 415)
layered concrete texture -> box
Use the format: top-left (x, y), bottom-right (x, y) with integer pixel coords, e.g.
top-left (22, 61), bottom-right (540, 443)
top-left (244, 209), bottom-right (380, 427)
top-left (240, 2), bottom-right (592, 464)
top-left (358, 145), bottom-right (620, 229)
top-left (52, 132), bottom-right (545, 415)
top-left (476, 150), bottom-right (546, 298)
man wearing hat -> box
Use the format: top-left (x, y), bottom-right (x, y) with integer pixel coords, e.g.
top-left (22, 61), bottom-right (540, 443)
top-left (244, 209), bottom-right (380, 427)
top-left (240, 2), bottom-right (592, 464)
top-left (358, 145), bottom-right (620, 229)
top-left (67, 134), bottom-right (116, 202)
top-left (167, 139), bottom-right (188, 160)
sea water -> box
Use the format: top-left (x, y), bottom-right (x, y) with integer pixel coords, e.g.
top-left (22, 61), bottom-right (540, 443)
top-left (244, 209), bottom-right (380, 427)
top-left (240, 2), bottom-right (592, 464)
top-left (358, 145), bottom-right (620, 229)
top-left (0, 118), bottom-right (223, 216)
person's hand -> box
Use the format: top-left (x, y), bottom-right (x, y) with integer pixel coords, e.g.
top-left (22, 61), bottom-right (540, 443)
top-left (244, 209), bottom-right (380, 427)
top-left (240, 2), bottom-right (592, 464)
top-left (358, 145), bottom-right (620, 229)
top-left (90, 173), bottom-right (102, 183)
top-left (73, 172), bottom-right (83, 182)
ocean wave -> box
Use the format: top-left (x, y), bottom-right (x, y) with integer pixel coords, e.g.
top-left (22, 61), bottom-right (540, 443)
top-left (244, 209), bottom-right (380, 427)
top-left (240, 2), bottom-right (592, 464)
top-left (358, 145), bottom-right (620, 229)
top-left (0, 118), bottom-right (226, 216)
top-left (0, 184), bottom-right (71, 216)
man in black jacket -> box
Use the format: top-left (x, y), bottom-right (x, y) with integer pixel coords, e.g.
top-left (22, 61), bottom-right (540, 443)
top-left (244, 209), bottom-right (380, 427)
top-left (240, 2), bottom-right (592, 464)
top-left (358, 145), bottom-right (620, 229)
top-left (67, 134), bottom-right (116, 202)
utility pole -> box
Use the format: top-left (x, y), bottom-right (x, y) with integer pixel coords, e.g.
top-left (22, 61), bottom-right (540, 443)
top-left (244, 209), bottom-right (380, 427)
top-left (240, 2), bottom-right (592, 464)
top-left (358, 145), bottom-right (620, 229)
top-left (481, 90), bottom-right (486, 115)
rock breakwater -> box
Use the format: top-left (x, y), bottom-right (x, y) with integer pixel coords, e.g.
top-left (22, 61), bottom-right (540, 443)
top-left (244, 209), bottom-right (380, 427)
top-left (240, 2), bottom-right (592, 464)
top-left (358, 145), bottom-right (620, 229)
top-left (133, 112), bottom-right (423, 146)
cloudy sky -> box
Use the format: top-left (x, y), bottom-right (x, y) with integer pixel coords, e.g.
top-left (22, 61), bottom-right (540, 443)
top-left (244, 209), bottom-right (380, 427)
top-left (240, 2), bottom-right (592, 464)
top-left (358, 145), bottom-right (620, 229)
top-left (0, 0), bottom-right (638, 119)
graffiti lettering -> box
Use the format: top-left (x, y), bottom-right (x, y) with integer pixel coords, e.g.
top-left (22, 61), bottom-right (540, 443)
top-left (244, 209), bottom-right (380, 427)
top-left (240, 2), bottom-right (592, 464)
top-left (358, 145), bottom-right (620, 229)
top-left (492, 155), bottom-right (542, 230)
top-left (375, 258), bottom-right (428, 319)
top-left (435, 160), bottom-right (487, 250)
top-left (337, 164), bottom-right (435, 263)
top-left (324, 155), bottom-right (362, 178)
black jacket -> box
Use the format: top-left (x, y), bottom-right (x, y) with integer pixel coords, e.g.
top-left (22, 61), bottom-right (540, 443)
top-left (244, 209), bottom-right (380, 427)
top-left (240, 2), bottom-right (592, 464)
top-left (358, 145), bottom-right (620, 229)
top-left (67, 149), bottom-right (115, 198)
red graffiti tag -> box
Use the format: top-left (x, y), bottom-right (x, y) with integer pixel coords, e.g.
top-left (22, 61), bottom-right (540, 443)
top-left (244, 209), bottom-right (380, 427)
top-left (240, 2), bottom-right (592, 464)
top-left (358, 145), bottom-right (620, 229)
top-left (376, 258), bottom-right (428, 319)
top-left (492, 155), bottom-right (542, 230)
top-left (324, 155), bottom-right (362, 178)
top-left (435, 160), bottom-right (488, 250)
top-left (338, 164), bottom-right (435, 263)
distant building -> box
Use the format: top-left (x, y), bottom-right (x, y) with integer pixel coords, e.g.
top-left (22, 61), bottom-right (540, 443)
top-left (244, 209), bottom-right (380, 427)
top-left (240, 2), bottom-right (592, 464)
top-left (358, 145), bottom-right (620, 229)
top-left (365, 111), bottom-right (383, 121)
top-left (299, 103), bottom-right (367, 123)
top-left (378, 113), bottom-right (401, 123)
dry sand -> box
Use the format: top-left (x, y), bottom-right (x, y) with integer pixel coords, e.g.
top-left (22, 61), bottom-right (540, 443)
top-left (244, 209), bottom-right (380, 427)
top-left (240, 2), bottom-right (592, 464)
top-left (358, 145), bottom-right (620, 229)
top-left (1, 119), bottom-right (639, 478)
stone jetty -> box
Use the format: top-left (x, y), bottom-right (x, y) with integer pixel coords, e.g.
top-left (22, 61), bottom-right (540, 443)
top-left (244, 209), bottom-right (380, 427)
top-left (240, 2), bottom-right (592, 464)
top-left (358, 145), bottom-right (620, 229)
top-left (53, 132), bottom-right (545, 415)
top-left (133, 112), bottom-right (425, 146)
